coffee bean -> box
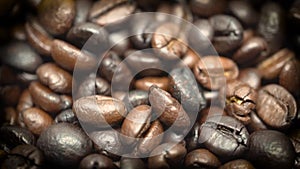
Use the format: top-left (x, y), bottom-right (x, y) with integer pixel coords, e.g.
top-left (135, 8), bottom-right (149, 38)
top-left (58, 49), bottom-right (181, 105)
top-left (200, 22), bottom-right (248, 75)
top-left (289, 129), bottom-right (300, 169)
top-left (246, 111), bottom-right (267, 133)
top-left (79, 154), bottom-right (117, 169)
top-left (0, 85), bottom-right (21, 106)
top-left (185, 148), bottom-right (221, 169)
top-left (17, 89), bottom-right (33, 114)
top-left (248, 130), bottom-right (295, 169)
top-left (0, 65), bottom-right (17, 85)
top-left (224, 80), bottom-right (257, 124)
top-left (135, 77), bottom-right (169, 91)
top-left (219, 159), bottom-right (254, 169)
top-left (238, 68), bottom-right (261, 90)
top-left (37, 123), bottom-right (93, 167)
top-left (157, 2), bottom-right (192, 22)
top-left (163, 130), bottom-right (185, 144)
top-left (109, 30), bottom-right (131, 56)
top-left (29, 81), bottom-right (72, 114)
top-left (51, 39), bottom-right (97, 71)
top-left (179, 49), bottom-right (200, 69)
top-left (38, 0), bottom-right (75, 35)
top-left (242, 29), bottom-right (255, 43)
top-left (193, 56), bottom-right (239, 90)
top-left (122, 90), bottom-right (149, 109)
top-left (0, 41), bottom-right (42, 73)
top-left (199, 115), bottom-right (249, 159)
top-left (279, 58), bottom-right (300, 96)
top-left (209, 15), bottom-right (243, 54)
top-left (197, 107), bottom-right (227, 126)
top-left (148, 143), bottom-right (187, 169)
top-left (149, 85), bottom-right (190, 130)
top-left (3, 107), bottom-right (18, 125)
top-left (190, 0), bottom-right (227, 17)
top-left (54, 109), bottom-right (78, 124)
top-left (10, 144), bottom-right (44, 167)
top-left (74, 0), bottom-right (92, 25)
top-left (36, 63), bottom-right (73, 94)
top-left (20, 107), bottom-right (53, 135)
top-left (228, 0), bottom-right (259, 26)
top-left (73, 95), bottom-right (127, 128)
top-left (257, 48), bottom-right (294, 80)
top-left (16, 71), bottom-right (38, 85)
top-left (120, 157), bottom-right (146, 169)
top-left (89, 0), bottom-right (136, 26)
top-left (257, 84), bottom-right (297, 129)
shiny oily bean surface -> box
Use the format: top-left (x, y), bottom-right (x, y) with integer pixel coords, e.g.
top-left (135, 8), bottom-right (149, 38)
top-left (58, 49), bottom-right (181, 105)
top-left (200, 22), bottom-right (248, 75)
top-left (257, 84), bottom-right (297, 129)
top-left (120, 157), bottom-right (146, 169)
top-left (238, 68), bottom-right (261, 90)
top-left (228, 0), bottom-right (259, 26)
top-left (17, 89), bottom-right (33, 114)
top-left (74, 0), bottom-right (92, 25)
top-left (219, 159), bottom-right (255, 169)
top-left (79, 154), bottom-right (117, 169)
top-left (0, 85), bottom-right (21, 106)
top-left (279, 58), bottom-right (300, 95)
top-left (193, 56), bottom-right (239, 90)
top-left (20, 107), bottom-right (53, 135)
top-left (37, 63), bottom-right (73, 94)
top-left (189, 0), bottom-right (227, 17)
top-left (4, 107), bottom-right (18, 125)
top-left (37, 123), bottom-right (93, 168)
top-left (199, 115), bottom-right (249, 159)
top-left (29, 81), bottom-right (72, 114)
top-left (73, 95), bottom-right (127, 128)
top-left (135, 77), bottom-right (169, 91)
top-left (11, 144), bottom-right (44, 167)
top-left (184, 149), bottom-right (221, 169)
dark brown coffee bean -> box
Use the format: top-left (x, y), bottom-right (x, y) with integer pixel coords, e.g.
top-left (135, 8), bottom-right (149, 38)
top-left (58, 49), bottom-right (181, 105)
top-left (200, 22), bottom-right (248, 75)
top-left (289, 129), bottom-right (300, 169)
top-left (228, 0), bottom-right (259, 26)
top-left (246, 111), bottom-right (267, 133)
top-left (123, 90), bottom-right (149, 109)
top-left (199, 115), bottom-right (249, 159)
top-left (20, 107), bottom-right (53, 135)
top-left (36, 63), bottom-right (73, 94)
top-left (248, 130), bottom-right (295, 169)
top-left (0, 41), bottom-right (42, 73)
top-left (279, 58), bottom-right (300, 96)
top-left (257, 84), bottom-right (297, 129)
top-left (109, 30), bottom-right (131, 56)
top-left (179, 49), bottom-right (200, 69)
top-left (73, 95), bottom-right (127, 128)
top-left (4, 107), bottom-right (18, 125)
top-left (209, 15), bottom-right (243, 54)
top-left (157, 3), bottom-right (192, 22)
top-left (29, 81), bottom-right (72, 114)
top-left (193, 56), bottom-right (239, 90)
top-left (242, 29), bottom-right (255, 43)
top-left (135, 77), bottom-right (169, 91)
top-left (184, 149), bottom-right (221, 169)
top-left (51, 39), bottom-right (97, 71)
top-left (257, 2), bottom-right (285, 54)
top-left (238, 68), bottom-right (261, 90)
top-left (120, 157), bottom-right (146, 169)
top-left (257, 48), bottom-right (294, 79)
top-left (17, 89), bottom-right (33, 114)
top-left (10, 24), bottom-right (26, 41)
top-left (0, 65), bottom-right (17, 85)
top-left (0, 85), bottom-right (21, 106)
top-left (121, 105), bottom-right (152, 145)
top-left (10, 144), bottom-right (44, 167)
top-left (37, 123), bottom-right (93, 168)
top-left (79, 154), bottom-right (117, 169)
top-left (197, 106), bottom-right (227, 126)
top-left (16, 71), bottom-right (38, 85)
top-left (54, 109), bottom-right (78, 124)
top-left (74, 0), bottom-right (92, 25)
top-left (219, 159), bottom-right (254, 169)
top-left (89, 0), bottom-right (136, 26)
top-left (38, 0), bottom-right (75, 35)
top-left (25, 17), bottom-right (53, 56)
top-left (190, 0), bottom-right (227, 17)
top-left (224, 80), bottom-right (257, 124)
top-left (148, 143), bottom-right (187, 169)
top-left (233, 37), bottom-right (269, 66)
top-left (149, 85), bottom-right (190, 130)
top-left (163, 131), bottom-right (185, 144)
top-left (152, 22), bottom-right (187, 59)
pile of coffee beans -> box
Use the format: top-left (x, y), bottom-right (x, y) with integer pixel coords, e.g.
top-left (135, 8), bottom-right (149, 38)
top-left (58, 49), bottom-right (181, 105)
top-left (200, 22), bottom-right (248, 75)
top-left (0, 0), bottom-right (300, 169)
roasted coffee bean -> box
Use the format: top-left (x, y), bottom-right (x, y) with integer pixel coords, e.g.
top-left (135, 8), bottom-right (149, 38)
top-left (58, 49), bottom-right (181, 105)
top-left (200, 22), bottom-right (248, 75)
top-left (74, 0), bottom-right (92, 25)
top-left (16, 71), bottom-right (38, 85)
top-left (79, 154), bottom-right (117, 169)
top-left (248, 130), bottom-right (295, 169)
top-left (51, 39), bottom-right (97, 71)
top-left (246, 111), bottom-right (267, 133)
top-left (219, 159), bottom-right (254, 169)
top-left (0, 85), bottom-right (21, 106)
top-left (38, 0), bottom-right (75, 35)
top-left (121, 105), bottom-right (152, 145)
top-left (170, 67), bottom-right (206, 114)
top-left (0, 125), bottom-right (35, 149)
top-left (193, 56), bottom-right (239, 90)
top-left (120, 157), bottom-right (146, 169)
top-left (289, 129), bottom-right (300, 169)
top-left (257, 48), bottom-right (294, 80)
top-left (279, 58), bottom-right (300, 95)
top-left (20, 107), bottom-right (53, 135)
top-left (109, 29), bottom-right (131, 56)
top-left (224, 80), bottom-right (257, 124)
top-left (199, 115), bottom-right (249, 159)
top-left (157, 2), bottom-right (192, 22)
top-left (76, 74), bottom-right (111, 99)
top-left (257, 2), bottom-right (285, 54)
top-left (73, 95), bottom-right (127, 128)
top-left (186, 122), bottom-right (201, 151)
top-left (54, 109), bottom-right (78, 124)
top-left (228, 1), bottom-right (258, 26)
top-left (179, 49), bottom-right (200, 69)
top-left (163, 130), bottom-right (185, 144)
top-left (122, 90), bottom-right (149, 109)
top-left (90, 129), bottom-right (123, 158)
top-left (242, 29), bottom-right (255, 43)
top-left (37, 123), bottom-right (93, 167)
top-left (29, 81), bottom-right (72, 114)
top-left (0, 41), bottom-right (42, 73)
top-left (209, 15), bottom-right (243, 54)
top-left (25, 17), bottom-right (53, 56)
top-left (11, 144), bottom-right (44, 167)
top-left (191, 19), bottom-right (214, 41)
top-left (190, 0), bottom-right (227, 17)
top-left (233, 37), bottom-right (269, 66)
top-left (152, 22), bottom-right (187, 60)
top-left (149, 85), bottom-right (190, 130)
top-left (257, 84), bottom-right (297, 129)
top-left (0, 65), bottom-right (17, 85)
top-left (185, 148), bottom-right (221, 169)
top-left (89, 0), bottom-right (136, 26)
top-left (36, 63), bottom-right (73, 94)
top-left (238, 68), bottom-right (261, 90)
top-left (197, 107), bottom-right (227, 126)
top-left (17, 89), bottom-right (33, 114)
top-left (3, 107), bottom-right (18, 125)
top-left (135, 77), bottom-right (169, 91)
